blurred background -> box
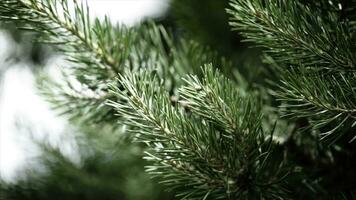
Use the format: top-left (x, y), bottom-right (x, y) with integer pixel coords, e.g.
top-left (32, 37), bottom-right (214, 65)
top-left (0, 0), bottom-right (260, 199)
top-left (0, 0), bottom-right (171, 182)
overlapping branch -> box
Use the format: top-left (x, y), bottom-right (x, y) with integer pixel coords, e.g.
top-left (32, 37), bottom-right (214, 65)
top-left (228, 0), bottom-right (356, 139)
top-left (228, 0), bottom-right (356, 71)
top-left (0, 0), bottom-right (231, 125)
top-left (108, 66), bottom-right (291, 199)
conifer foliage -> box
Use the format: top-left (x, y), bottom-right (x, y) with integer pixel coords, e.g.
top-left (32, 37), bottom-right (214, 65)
top-left (1, 0), bottom-right (356, 199)
top-left (228, 0), bottom-right (356, 140)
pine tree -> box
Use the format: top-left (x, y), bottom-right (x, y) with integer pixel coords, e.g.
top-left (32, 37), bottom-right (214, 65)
top-left (0, 0), bottom-right (356, 199)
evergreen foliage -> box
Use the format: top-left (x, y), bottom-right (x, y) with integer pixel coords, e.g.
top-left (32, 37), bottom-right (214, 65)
top-left (0, 0), bottom-right (356, 199)
top-left (228, 0), bottom-right (356, 140)
top-left (108, 66), bottom-right (290, 199)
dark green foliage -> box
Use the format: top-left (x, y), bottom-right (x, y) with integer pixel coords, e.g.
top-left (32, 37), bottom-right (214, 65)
top-left (0, 0), bottom-right (231, 126)
top-left (1, 0), bottom-right (356, 199)
top-left (168, 0), bottom-right (241, 56)
top-left (108, 66), bottom-right (292, 199)
top-left (228, 0), bottom-right (356, 198)
top-left (276, 69), bottom-right (356, 141)
top-left (228, 0), bottom-right (356, 70)
top-left (167, 0), bottom-right (265, 85)
top-left (228, 0), bottom-right (356, 139)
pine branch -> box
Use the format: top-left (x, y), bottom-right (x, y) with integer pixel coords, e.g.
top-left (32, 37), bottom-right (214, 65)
top-left (0, 0), bottom-right (128, 78)
top-left (179, 65), bottom-right (257, 135)
top-left (227, 0), bottom-right (356, 71)
top-left (0, 1), bottom-right (297, 198)
top-left (108, 65), bottom-right (292, 200)
top-left (0, 0), bottom-right (135, 124)
top-left (36, 23), bottom-right (230, 125)
top-left (0, 1), bottom-right (232, 125)
top-left (227, 0), bottom-right (356, 140)
top-left (275, 68), bottom-right (356, 140)
top-left (37, 72), bottom-right (116, 125)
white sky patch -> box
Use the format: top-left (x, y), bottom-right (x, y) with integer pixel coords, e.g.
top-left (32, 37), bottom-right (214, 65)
top-left (85, 0), bottom-right (170, 25)
top-left (0, 65), bottom-right (72, 182)
top-left (0, 1), bottom-right (169, 181)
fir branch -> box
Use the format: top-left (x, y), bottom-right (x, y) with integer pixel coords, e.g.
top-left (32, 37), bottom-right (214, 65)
top-left (37, 72), bottom-right (116, 125)
top-left (36, 23), bottom-right (229, 125)
top-left (227, 0), bottom-right (356, 71)
top-left (179, 65), bottom-right (258, 135)
top-left (275, 68), bottom-right (356, 140)
top-left (0, 0), bottom-right (129, 79)
top-left (0, 1), bottom-right (231, 125)
top-left (108, 65), bottom-right (292, 200)
top-left (0, 0), bottom-right (134, 124)
top-left (227, 0), bottom-right (356, 140)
